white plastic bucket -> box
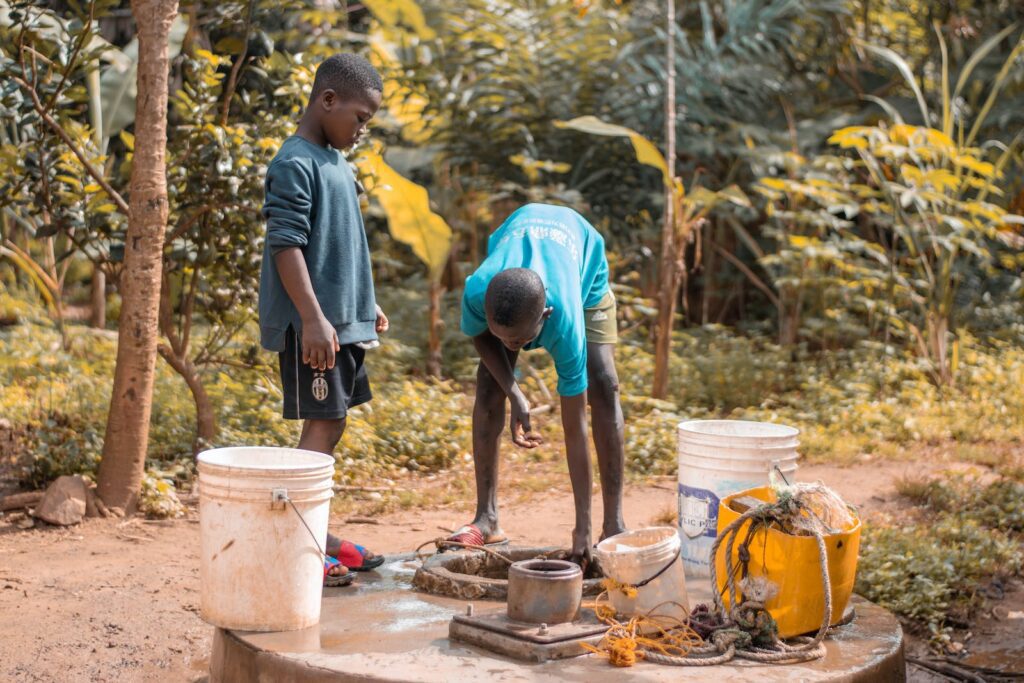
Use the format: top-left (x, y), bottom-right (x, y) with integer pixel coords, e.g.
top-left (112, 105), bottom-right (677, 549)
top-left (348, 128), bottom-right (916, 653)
top-left (198, 447), bottom-right (335, 632)
top-left (676, 420), bottom-right (799, 578)
top-left (595, 527), bottom-right (688, 622)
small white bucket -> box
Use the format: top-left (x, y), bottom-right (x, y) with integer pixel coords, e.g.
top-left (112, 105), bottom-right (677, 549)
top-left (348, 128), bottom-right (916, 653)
top-left (198, 447), bottom-right (335, 632)
top-left (595, 527), bottom-right (688, 622)
top-left (676, 420), bottom-right (799, 578)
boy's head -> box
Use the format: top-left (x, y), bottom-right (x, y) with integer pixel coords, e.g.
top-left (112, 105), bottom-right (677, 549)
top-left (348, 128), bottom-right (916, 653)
top-left (484, 268), bottom-right (552, 351)
top-left (307, 54), bottom-right (383, 150)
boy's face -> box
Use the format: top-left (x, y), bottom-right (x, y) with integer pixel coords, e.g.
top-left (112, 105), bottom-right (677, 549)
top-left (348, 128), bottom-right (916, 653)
top-left (319, 88), bottom-right (382, 150)
top-left (488, 307), bottom-right (553, 351)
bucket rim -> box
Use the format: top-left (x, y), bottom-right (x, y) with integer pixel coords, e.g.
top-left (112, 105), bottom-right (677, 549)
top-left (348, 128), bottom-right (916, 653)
top-left (678, 419), bottom-right (799, 440)
top-left (595, 526), bottom-right (679, 556)
top-left (197, 446), bottom-right (335, 472)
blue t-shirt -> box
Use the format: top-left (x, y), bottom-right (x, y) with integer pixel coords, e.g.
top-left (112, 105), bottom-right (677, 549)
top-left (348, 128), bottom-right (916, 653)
top-left (461, 204), bottom-right (609, 396)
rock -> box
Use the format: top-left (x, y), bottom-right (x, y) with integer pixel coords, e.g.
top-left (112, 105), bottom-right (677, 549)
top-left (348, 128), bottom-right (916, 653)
top-left (15, 516), bottom-right (34, 530)
top-left (33, 475), bottom-right (88, 526)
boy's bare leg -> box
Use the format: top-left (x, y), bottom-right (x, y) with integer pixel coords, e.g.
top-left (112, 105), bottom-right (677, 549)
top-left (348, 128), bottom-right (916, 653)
top-left (298, 417), bottom-right (346, 455)
top-left (587, 342), bottom-right (627, 541)
top-left (466, 348), bottom-right (518, 540)
top-left (297, 418), bottom-right (374, 561)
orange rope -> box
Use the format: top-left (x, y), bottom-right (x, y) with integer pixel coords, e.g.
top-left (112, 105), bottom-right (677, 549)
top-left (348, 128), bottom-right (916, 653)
top-left (581, 593), bottom-right (704, 667)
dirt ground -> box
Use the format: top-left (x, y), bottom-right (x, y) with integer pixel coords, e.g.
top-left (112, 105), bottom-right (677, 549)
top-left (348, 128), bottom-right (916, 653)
top-left (1, 458), bottom-right (1021, 682)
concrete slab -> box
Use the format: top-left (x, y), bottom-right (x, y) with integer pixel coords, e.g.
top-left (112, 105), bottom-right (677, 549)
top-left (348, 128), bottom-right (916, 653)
top-left (210, 557), bottom-right (905, 682)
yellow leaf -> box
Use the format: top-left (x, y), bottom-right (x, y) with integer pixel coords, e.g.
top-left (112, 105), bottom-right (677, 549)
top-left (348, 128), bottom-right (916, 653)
top-left (900, 164), bottom-right (924, 185)
top-left (355, 149), bottom-right (453, 281)
top-left (84, 183), bottom-right (101, 193)
top-left (828, 126), bottom-right (871, 149)
top-left (362, 0), bottom-right (436, 40)
top-left (555, 116), bottom-right (672, 189)
top-left (923, 128), bottom-right (955, 149)
top-left (194, 49), bottom-right (224, 67)
top-left (759, 177), bottom-right (789, 190)
top-left (953, 154), bottom-right (998, 179)
top-left (889, 124), bottom-right (918, 145)
top-left (922, 169), bottom-right (959, 192)
top-left (119, 130), bottom-right (135, 152)
top-left (94, 203), bottom-right (117, 214)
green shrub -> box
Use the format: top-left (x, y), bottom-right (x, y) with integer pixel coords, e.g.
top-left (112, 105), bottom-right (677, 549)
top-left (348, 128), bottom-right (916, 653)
top-left (17, 411), bottom-right (104, 489)
top-left (856, 517), bottom-right (1022, 639)
top-left (897, 475), bottom-right (1024, 534)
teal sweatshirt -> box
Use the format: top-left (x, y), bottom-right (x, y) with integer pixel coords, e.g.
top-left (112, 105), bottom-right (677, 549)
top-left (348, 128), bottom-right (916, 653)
top-left (259, 136), bottom-right (377, 352)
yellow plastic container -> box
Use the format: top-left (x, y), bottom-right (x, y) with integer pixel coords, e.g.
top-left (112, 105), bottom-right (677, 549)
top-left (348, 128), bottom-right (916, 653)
top-left (714, 486), bottom-right (861, 639)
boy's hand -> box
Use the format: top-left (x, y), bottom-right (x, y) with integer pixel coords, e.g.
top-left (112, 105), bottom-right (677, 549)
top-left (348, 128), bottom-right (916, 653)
top-left (375, 305), bottom-right (389, 333)
top-left (302, 315), bottom-right (339, 370)
top-left (509, 389), bottom-right (543, 449)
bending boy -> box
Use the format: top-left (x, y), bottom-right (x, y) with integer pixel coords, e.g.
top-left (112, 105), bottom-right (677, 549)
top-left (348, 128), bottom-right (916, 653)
top-left (450, 203), bottom-right (627, 565)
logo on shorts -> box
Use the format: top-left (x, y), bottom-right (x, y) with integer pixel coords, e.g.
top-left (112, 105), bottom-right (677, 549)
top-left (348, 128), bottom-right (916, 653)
top-left (591, 310), bottom-right (608, 322)
top-left (311, 373), bottom-right (329, 402)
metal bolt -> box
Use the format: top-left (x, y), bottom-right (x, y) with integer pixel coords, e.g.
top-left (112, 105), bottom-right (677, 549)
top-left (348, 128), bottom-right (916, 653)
top-left (466, 603), bottom-right (474, 617)
top-left (538, 623), bottom-right (549, 635)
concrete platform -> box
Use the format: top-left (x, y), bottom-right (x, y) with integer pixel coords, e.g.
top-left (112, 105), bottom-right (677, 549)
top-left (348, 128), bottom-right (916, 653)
top-left (210, 557), bottom-right (905, 682)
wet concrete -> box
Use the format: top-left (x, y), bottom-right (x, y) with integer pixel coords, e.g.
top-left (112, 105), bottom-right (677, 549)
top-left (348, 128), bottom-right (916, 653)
top-left (210, 556), bottom-right (906, 682)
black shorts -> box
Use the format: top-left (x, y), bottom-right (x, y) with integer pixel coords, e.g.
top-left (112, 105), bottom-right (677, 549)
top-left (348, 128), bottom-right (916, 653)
top-left (278, 327), bottom-right (372, 420)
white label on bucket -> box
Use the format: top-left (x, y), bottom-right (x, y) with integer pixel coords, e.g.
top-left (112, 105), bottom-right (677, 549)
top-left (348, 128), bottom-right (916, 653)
top-left (678, 484), bottom-right (720, 539)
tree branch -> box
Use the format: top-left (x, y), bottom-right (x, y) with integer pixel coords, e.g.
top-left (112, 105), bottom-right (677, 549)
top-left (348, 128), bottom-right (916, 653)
top-left (164, 203), bottom-right (258, 245)
top-left (12, 76), bottom-right (130, 215)
top-left (44, 0), bottom-right (96, 115)
top-left (181, 265), bottom-right (199, 358)
top-left (219, 0), bottom-right (257, 126)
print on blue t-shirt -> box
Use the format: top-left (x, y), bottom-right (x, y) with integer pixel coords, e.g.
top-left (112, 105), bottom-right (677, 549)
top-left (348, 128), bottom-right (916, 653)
top-left (461, 204), bottom-right (609, 397)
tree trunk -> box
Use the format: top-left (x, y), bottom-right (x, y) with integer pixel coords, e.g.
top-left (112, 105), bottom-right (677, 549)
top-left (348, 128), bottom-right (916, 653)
top-left (97, 0), bottom-right (179, 511)
top-left (90, 266), bottom-right (106, 328)
top-left (426, 280), bottom-right (444, 377)
top-left (158, 344), bottom-right (215, 451)
top-left (652, 0), bottom-right (677, 400)
top-left (778, 284), bottom-right (802, 346)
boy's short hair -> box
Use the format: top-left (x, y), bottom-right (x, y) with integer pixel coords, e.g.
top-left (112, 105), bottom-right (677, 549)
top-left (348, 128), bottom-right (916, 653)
top-left (310, 54), bottom-right (383, 102)
top-left (485, 269), bottom-right (546, 328)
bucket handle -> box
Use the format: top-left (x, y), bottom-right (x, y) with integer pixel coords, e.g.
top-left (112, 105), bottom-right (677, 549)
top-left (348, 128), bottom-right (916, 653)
top-left (272, 488), bottom-right (327, 561)
top-left (608, 546), bottom-right (681, 596)
top-left (769, 462), bottom-right (792, 486)
top-left (634, 546), bottom-right (681, 589)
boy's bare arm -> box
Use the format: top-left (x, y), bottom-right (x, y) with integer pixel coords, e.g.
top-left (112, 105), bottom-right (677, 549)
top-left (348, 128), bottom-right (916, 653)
top-left (274, 247), bottom-right (339, 371)
top-left (473, 331), bottom-right (542, 448)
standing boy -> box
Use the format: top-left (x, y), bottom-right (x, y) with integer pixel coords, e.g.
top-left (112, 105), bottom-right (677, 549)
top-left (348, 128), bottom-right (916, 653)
top-left (259, 54), bottom-right (387, 585)
top-left (450, 203), bottom-right (627, 566)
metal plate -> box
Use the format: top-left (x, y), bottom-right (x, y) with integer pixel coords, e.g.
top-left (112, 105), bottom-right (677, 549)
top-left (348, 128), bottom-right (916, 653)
top-left (449, 612), bottom-right (608, 662)
top-left (452, 611), bottom-right (607, 644)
